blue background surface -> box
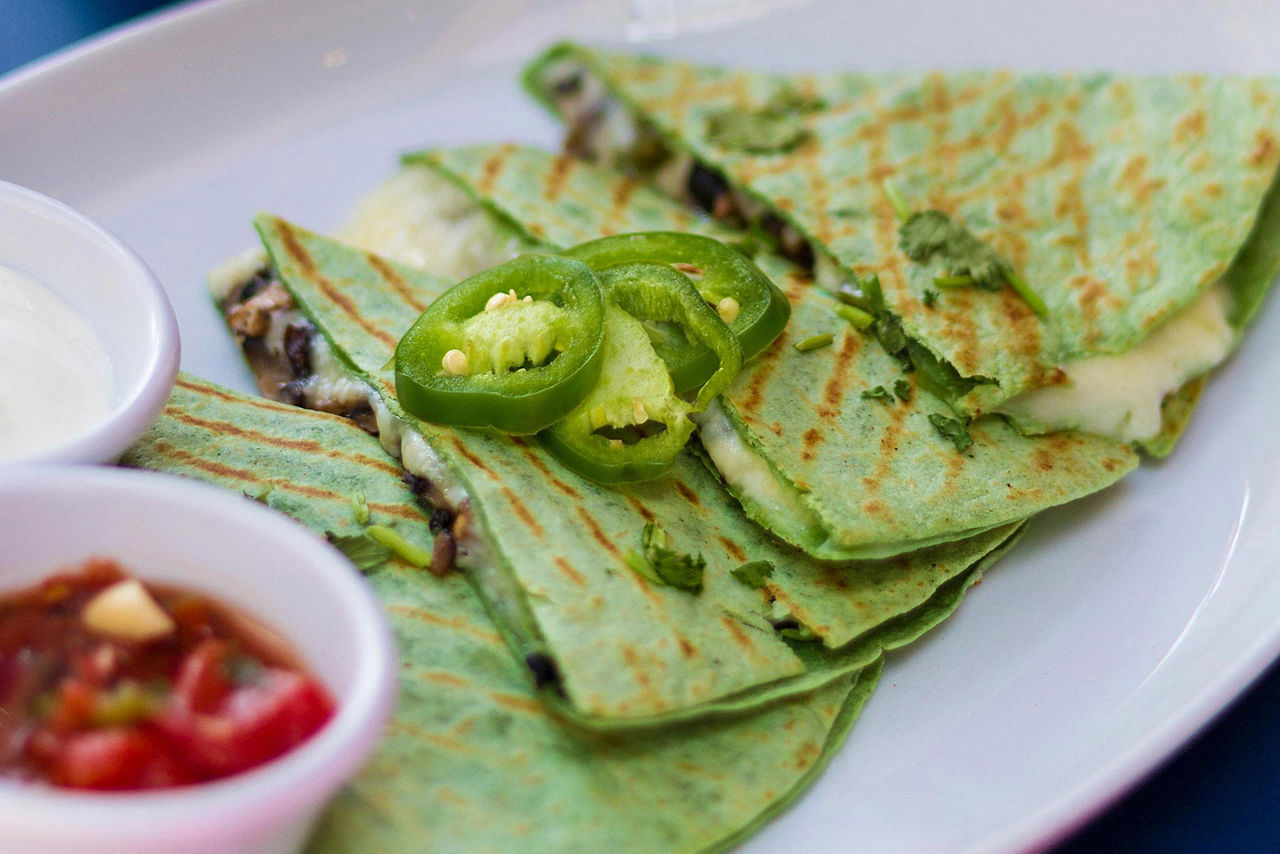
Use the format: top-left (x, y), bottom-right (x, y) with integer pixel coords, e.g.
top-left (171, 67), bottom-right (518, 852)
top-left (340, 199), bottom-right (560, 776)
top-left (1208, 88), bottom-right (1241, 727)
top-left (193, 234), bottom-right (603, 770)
top-left (2, 2), bottom-right (1278, 851)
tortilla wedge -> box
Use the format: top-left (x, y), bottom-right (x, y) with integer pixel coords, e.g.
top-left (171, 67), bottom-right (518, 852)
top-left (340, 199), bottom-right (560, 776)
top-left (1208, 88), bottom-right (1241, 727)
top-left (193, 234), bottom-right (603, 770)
top-left (522, 43), bottom-right (1280, 451)
top-left (226, 212), bottom-right (1022, 727)
top-left (120, 374), bottom-right (877, 853)
top-left (395, 144), bottom-right (1135, 560)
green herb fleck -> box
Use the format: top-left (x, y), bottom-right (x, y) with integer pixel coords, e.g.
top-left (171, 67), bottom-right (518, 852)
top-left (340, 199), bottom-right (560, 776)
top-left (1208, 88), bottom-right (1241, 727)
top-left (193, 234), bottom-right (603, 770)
top-left (860, 385), bottom-right (893, 403)
top-left (366, 524), bottom-right (434, 568)
top-left (922, 288), bottom-right (939, 307)
top-left (893, 378), bottom-right (913, 402)
top-left (899, 210), bottom-right (1047, 317)
top-left (731, 560), bottom-right (775, 589)
top-left (351, 491), bottom-right (370, 525)
top-left (928, 413), bottom-right (974, 452)
top-left (794, 333), bottom-right (834, 352)
top-left (881, 178), bottom-right (910, 221)
top-left (627, 523), bottom-right (706, 593)
top-left (705, 85), bottom-right (821, 154)
top-left (327, 531), bottom-right (393, 572)
top-left (706, 109), bottom-right (808, 154)
top-left (836, 304), bottom-right (874, 330)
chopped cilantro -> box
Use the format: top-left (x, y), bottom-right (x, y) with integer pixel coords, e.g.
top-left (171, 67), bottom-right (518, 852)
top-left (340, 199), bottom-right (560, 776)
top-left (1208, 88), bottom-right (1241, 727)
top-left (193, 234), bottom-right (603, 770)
top-left (922, 288), bottom-right (939, 307)
top-left (705, 85), bottom-right (821, 154)
top-left (898, 210), bottom-right (1047, 317)
top-left (366, 524), bottom-right (433, 568)
top-left (861, 385), bottom-right (894, 403)
top-left (731, 560), bottom-right (775, 589)
top-left (893, 378), bottom-right (913, 402)
top-left (326, 532), bottom-right (392, 572)
top-left (836, 304), bottom-right (874, 330)
top-left (928, 413), bottom-right (974, 452)
top-left (881, 178), bottom-right (911, 221)
top-left (794, 333), bottom-right (834, 352)
top-left (626, 523), bottom-right (706, 593)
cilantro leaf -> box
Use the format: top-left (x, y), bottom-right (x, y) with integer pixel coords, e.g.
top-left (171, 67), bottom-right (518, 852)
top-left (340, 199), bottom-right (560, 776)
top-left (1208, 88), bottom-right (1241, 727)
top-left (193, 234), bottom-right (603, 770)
top-left (927, 413), bottom-right (974, 453)
top-left (893, 378), bottom-right (913, 402)
top-left (627, 523), bottom-right (706, 593)
top-left (326, 532), bottom-right (392, 572)
top-left (898, 210), bottom-right (1047, 317)
top-left (731, 560), bottom-right (775, 589)
top-left (861, 385), bottom-right (893, 403)
top-left (705, 84), bottom-right (822, 155)
top-left (922, 288), bottom-right (939, 308)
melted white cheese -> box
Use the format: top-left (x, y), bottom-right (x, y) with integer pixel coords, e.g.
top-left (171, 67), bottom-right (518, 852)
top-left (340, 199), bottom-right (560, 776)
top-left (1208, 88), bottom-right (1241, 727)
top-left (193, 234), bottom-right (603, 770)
top-left (0, 264), bottom-right (114, 460)
top-left (337, 167), bottom-right (533, 281)
top-left (694, 399), bottom-right (821, 541)
top-left (1001, 283), bottom-right (1235, 442)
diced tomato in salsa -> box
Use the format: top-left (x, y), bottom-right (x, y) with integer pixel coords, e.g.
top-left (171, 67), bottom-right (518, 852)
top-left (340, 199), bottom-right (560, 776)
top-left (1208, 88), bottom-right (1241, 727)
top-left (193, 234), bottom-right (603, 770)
top-left (0, 559), bottom-right (335, 790)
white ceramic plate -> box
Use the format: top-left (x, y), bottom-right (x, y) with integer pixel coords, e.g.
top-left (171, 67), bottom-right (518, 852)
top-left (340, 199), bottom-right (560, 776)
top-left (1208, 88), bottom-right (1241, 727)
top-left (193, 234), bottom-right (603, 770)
top-left (4, 1), bottom-right (1279, 850)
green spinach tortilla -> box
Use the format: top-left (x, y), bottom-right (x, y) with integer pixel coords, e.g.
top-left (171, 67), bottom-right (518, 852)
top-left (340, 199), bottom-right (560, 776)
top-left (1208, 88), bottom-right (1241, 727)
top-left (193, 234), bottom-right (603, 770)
top-left (521, 43), bottom-right (1280, 448)
top-left (121, 374), bottom-right (876, 853)
top-left (394, 144), bottom-right (1135, 560)
top-left (241, 213), bottom-right (1021, 727)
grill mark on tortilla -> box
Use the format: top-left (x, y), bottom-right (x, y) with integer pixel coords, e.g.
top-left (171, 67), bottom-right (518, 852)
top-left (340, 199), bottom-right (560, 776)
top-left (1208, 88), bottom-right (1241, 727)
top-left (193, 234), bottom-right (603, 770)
top-left (601, 175), bottom-right (640, 236)
top-left (719, 615), bottom-right (758, 655)
top-left (501, 486), bottom-right (545, 539)
top-left (677, 638), bottom-right (697, 659)
top-left (817, 332), bottom-right (861, 419)
top-left (273, 220), bottom-right (399, 350)
top-left (1248, 129), bottom-right (1279, 168)
top-left (417, 668), bottom-right (470, 688)
top-left (544, 154), bottom-right (575, 202)
top-left (735, 326), bottom-right (791, 415)
top-left (718, 537), bottom-right (746, 563)
top-left (861, 401), bottom-right (909, 494)
top-left (672, 480), bottom-right (701, 507)
top-left (175, 376), bottom-right (310, 416)
top-left (624, 495), bottom-right (657, 523)
top-left (477, 143), bottom-right (515, 196)
top-left (146, 441), bottom-right (423, 522)
top-left (574, 505), bottom-right (623, 560)
top-left (488, 692), bottom-right (546, 715)
top-left (365, 252), bottom-right (429, 313)
top-left (512, 440), bottom-right (582, 501)
top-left (800, 427), bottom-right (823, 462)
top-left (553, 556), bottom-right (588, 588)
top-left (163, 411), bottom-right (401, 475)
top-left (386, 603), bottom-right (504, 645)
top-left (448, 435), bottom-right (498, 480)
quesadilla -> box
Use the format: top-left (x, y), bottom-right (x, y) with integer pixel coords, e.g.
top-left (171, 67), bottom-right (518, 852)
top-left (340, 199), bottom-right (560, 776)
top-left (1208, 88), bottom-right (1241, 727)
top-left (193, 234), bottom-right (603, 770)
top-left (523, 43), bottom-right (1280, 452)
top-left (392, 144), bottom-right (1134, 559)
top-left (214, 212), bottom-right (1022, 727)
top-left (121, 374), bottom-right (877, 853)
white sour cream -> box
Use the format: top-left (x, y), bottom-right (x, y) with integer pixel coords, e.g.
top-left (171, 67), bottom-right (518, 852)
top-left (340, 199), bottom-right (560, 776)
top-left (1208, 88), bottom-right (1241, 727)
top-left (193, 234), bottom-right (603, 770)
top-left (0, 264), bottom-right (114, 460)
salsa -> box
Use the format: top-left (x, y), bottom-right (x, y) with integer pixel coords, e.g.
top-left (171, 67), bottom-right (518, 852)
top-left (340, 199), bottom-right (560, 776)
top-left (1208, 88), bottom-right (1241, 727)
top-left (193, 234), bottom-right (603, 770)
top-left (0, 559), bottom-right (335, 790)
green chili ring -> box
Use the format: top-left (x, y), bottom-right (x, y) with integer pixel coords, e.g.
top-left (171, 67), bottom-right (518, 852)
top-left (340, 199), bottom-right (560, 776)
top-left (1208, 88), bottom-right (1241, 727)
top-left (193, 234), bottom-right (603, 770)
top-left (540, 262), bottom-right (743, 484)
top-left (394, 254), bottom-right (605, 434)
top-left (564, 231), bottom-right (790, 392)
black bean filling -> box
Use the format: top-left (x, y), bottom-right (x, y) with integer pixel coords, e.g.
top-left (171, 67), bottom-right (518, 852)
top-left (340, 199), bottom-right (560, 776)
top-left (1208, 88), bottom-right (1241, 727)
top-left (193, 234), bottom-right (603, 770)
top-left (524, 652), bottom-right (565, 695)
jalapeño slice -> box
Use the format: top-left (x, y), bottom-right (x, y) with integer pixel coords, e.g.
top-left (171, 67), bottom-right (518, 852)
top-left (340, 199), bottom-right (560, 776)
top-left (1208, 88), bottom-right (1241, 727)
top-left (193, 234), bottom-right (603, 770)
top-left (540, 263), bottom-right (743, 484)
top-left (563, 232), bottom-right (790, 392)
top-left (394, 254), bottom-right (604, 434)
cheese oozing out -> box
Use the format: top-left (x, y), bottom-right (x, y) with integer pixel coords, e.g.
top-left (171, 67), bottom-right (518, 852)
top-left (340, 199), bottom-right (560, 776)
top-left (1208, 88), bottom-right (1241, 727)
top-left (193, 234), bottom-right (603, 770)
top-left (1000, 283), bottom-right (1234, 442)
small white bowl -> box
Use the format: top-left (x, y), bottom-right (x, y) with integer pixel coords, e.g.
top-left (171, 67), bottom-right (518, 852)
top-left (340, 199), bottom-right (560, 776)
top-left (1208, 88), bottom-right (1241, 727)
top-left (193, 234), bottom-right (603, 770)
top-left (0, 466), bottom-right (398, 854)
top-left (0, 181), bottom-right (179, 465)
